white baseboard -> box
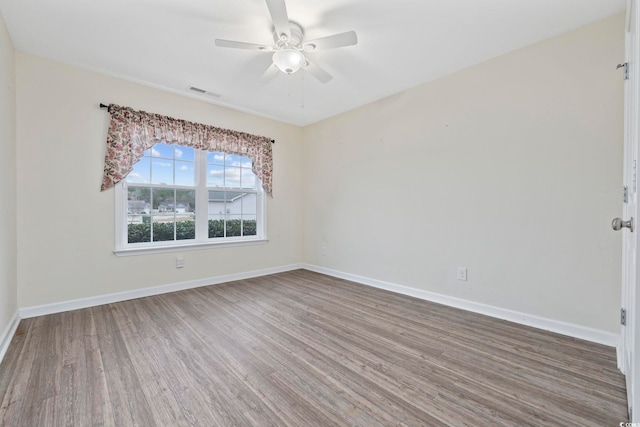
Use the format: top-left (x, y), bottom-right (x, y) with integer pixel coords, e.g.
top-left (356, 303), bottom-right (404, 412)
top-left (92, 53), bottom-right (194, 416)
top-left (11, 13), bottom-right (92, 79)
top-left (15, 261), bottom-right (620, 349)
top-left (303, 264), bottom-right (620, 348)
top-left (0, 311), bottom-right (20, 364)
top-left (19, 263), bottom-right (304, 319)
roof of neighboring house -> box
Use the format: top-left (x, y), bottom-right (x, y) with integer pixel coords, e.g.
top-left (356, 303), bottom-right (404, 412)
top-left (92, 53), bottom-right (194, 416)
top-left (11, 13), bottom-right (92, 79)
top-left (208, 191), bottom-right (248, 202)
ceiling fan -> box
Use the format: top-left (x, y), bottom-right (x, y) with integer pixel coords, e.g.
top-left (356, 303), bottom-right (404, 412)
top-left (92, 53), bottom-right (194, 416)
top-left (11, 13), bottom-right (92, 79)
top-left (215, 0), bottom-right (358, 84)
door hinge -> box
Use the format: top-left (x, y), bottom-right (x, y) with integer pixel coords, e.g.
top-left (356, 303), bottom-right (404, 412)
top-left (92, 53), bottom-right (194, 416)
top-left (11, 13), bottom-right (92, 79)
top-left (624, 186), bottom-right (629, 203)
top-left (618, 62), bottom-right (629, 80)
top-left (621, 308), bottom-right (627, 326)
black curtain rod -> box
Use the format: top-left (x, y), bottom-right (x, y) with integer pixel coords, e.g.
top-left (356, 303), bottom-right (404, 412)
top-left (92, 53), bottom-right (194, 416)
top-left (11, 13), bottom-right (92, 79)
top-left (99, 103), bottom-right (275, 144)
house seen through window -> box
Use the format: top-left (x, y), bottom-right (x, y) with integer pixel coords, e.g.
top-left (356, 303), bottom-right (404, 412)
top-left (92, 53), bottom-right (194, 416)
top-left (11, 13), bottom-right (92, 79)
top-left (118, 142), bottom-right (263, 250)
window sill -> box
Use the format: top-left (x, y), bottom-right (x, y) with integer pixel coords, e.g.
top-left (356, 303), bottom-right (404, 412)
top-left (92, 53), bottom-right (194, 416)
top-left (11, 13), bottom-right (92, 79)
top-left (114, 238), bottom-right (268, 257)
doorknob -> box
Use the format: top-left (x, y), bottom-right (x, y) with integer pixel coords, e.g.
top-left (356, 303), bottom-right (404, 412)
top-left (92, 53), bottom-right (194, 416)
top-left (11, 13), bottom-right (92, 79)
top-left (612, 217), bottom-right (634, 232)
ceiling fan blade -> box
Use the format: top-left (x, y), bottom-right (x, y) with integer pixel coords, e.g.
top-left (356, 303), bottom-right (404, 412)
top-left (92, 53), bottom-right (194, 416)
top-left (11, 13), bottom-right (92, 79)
top-left (303, 31), bottom-right (358, 51)
top-left (303, 59), bottom-right (332, 83)
top-left (260, 64), bottom-right (280, 82)
top-left (215, 39), bottom-right (272, 51)
top-left (265, 0), bottom-right (291, 41)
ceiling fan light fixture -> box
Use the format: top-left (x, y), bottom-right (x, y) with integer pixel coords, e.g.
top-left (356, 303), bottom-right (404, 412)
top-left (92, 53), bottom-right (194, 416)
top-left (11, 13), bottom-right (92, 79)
top-left (272, 48), bottom-right (305, 74)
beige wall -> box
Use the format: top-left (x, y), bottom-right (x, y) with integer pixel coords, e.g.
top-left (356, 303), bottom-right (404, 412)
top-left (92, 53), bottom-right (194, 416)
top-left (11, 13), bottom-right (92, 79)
top-left (0, 11), bottom-right (17, 336)
top-left (16, 54), bottom-right (303, 307)
top-left (303, 14), bottom-right (624, 332)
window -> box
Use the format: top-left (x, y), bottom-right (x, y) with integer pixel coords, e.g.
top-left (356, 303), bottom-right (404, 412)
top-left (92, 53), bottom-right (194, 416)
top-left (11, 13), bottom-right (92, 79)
top-left (115, 142), bottom-right (265, 254)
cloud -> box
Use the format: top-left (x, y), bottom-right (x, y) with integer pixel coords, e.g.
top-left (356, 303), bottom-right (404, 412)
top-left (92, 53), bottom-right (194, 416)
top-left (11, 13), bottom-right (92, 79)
top-left (151, 148), bottom-right (161, 157)
top-left (126, 172), bottom-right (150, 184)
top-left (155, 161), bottom-right (172, 167)
top-left (207, 166), bottom-right (258, 188)
top-left (179, 165), bottom-right (189, 171)
top-left (174, 148), bottom-right (183, 158)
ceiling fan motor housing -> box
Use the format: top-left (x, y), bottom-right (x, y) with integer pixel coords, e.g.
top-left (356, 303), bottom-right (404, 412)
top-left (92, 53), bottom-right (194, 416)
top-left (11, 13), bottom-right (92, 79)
top-left (274, 21), bottom-right (304, 47)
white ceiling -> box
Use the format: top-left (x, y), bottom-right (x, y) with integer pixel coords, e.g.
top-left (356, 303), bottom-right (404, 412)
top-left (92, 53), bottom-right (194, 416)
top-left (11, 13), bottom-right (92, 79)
top-left (0, 0), bottom-right (626, 126)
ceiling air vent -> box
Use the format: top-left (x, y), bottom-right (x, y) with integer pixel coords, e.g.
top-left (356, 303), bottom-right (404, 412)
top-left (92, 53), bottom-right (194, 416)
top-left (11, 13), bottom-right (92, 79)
top-left (189, 86), bottom-right (221, 98)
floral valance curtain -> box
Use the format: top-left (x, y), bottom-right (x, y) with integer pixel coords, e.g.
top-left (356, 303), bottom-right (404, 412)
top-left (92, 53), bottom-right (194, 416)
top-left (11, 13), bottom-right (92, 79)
top-left (101, 104), bottom-right (273, 194)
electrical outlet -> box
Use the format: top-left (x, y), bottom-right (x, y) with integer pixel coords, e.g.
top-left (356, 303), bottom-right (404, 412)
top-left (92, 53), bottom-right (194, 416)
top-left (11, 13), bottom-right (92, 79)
top-left (321, 246), bottom-right (327, 256)
top-left (176, 257), bottom-right (185, 269)
top-left (457, 267), bottom-right (467, 281)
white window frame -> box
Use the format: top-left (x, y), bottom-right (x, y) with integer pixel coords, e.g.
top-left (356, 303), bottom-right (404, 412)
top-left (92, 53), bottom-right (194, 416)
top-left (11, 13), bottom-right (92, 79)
top-left (114, 147), bottom-right (267, 256)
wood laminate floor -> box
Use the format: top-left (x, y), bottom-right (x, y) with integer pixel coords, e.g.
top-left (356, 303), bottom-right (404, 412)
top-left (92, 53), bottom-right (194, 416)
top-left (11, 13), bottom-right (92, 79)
top-left (0, 269), bottom-right (628, 426)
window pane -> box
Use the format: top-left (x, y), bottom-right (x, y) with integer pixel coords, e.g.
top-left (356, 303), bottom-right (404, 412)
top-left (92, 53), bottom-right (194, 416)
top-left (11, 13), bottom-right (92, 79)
top-left (241, 169), bottom-right (256, 189)
top-left (127, 186), bottom-right (151, 243)
top-left (207, 165), bottom-right (224, 187)
top-left (152, 188), bottom-right (174, 211)
top-left (153, 187), bottom-right (175, 242)
top-left (128, 187), bottom-right (151, 210)
top-left (226, 215), bottom-right (242, 237)
top-left (225, 154), bottom-right (242, 167)
top-left (127, 157), bottom-right (150, 183)
top-left (227, 194), bottom-right (242, 215)
top-left (175, 189), bottom-right (195, 215)
top-left (151, 159), bottom-right (174, 185)
top-left (175, 161), bottom-right (194, 186)
top-left (208, 190), bottom-right (226, 239)
top-left (152, 216), bottom-right (174, 242)
top-left (151, 185), bottom-right (175, 242)
top-left (176, 189), bottom-right (195, 240)
top-left (243, 215), bottom-right (257, 236)
top-left (176, 190), bottom-right (196, 211)
top-left (242, 193), bottom-right (257, 215)
top-left (208, 151), bottom-right (225, 165)
top-left (174, 146), bottom-right (194, 161)
top-left (225, 167), bottom-right (241, 188)
top-left (127, 216), bottom-right (151, 243)
top-left (208, 215), bottom-right (225, 238)
top-left (175, 220), bottom-right (195, 240)
top-left (152, 142), bottom-right (173, 158)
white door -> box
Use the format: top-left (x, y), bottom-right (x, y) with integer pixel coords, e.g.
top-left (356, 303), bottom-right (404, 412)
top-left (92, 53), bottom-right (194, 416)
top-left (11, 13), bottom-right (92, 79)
top-left (619, 0), bottom-right (640, 421)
